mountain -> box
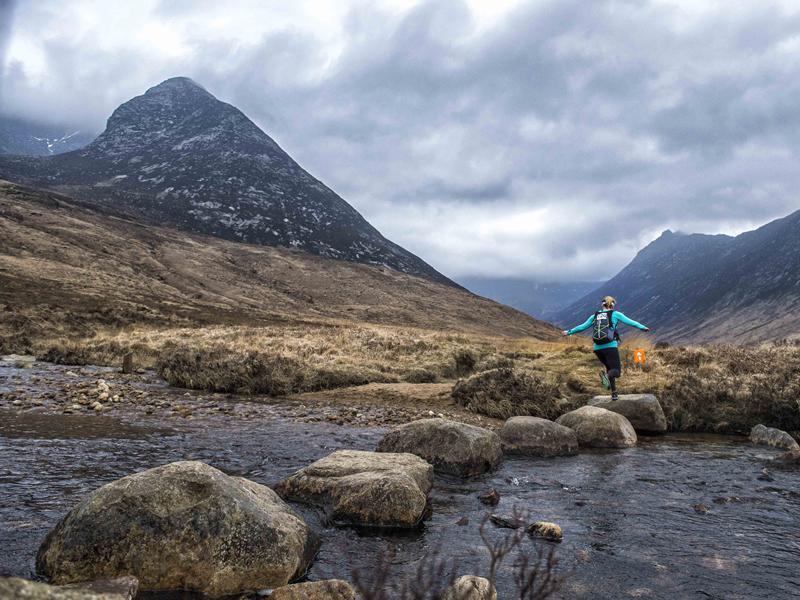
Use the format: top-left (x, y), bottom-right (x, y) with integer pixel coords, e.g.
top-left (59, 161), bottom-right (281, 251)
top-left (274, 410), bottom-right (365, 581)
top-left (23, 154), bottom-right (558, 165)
top-left (0, 179), bottom-right (558, 347)
top-left (458, 276), bottom-right (599, 320)
top-left (0, 114), bottom-right (94, 156)
top-left (553, 213), bottom-right (800, 343)
top-left (0, 77), bottom-right (453, 286)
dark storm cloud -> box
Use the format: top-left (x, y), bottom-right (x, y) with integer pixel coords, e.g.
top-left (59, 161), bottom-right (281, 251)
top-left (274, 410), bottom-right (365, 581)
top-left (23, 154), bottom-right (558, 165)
top-left (0, 0), bottom-right (15, 97)
top-left (2, 0), bottom-right (800, 280)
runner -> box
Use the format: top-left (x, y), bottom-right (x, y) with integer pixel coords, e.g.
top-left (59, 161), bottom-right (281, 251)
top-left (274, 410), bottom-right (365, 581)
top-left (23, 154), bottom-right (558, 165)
top-left (562, 296), bottom-right (649, 400)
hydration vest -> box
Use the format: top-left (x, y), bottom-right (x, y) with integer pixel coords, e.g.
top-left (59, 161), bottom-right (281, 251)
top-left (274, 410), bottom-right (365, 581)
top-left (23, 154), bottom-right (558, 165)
top-left (592, 310), bottom-right (619, 345)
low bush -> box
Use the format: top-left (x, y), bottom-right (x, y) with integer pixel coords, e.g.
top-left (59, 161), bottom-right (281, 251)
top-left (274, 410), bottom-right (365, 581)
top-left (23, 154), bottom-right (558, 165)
top-left (661, 352), bottom-right (800, 434)
top-left (156, 346), bottom-right (391, 396)
top-left (451, 368), bottom-right (562, 420)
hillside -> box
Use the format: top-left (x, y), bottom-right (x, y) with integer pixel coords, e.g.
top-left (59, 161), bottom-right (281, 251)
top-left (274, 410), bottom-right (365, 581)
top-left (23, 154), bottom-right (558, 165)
top-left (0, 77), bottom-right (453, 286)
top-left (0, 180), bottom-right (557, 351)
top-left (554, 213), bottom-right (800, 343)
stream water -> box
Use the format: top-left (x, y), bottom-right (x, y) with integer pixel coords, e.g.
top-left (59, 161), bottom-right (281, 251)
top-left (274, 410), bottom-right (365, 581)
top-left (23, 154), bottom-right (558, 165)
top-left (1, 362), bottom-right (798, 599)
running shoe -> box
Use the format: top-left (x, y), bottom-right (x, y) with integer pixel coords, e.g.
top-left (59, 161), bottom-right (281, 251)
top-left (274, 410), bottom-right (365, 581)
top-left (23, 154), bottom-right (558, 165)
top-left (599, 371), bottom-right (610, 390)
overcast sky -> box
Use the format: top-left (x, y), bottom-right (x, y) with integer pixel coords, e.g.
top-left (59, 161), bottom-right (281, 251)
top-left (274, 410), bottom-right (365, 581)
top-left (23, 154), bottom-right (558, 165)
top-left (2, 0), bottom-right (800, 281)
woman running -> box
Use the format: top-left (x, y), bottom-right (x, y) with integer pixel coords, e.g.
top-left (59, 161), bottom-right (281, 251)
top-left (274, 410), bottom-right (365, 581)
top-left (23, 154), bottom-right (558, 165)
top-left (562, 296), bottom-right (649, 400)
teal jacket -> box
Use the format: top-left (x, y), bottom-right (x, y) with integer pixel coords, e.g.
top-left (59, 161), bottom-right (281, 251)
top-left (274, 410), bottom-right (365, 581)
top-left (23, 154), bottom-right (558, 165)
top-left (566, 310), bottom-right (648, 350)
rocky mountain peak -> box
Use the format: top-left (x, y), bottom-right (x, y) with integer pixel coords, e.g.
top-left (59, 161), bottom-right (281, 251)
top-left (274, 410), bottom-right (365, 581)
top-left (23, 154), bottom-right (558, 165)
top-left (0, 77), bottom-right (456, 287)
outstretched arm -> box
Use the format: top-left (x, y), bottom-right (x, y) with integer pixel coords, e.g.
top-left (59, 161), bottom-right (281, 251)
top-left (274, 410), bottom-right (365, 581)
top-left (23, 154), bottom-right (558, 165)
top-left (564, 314), bottom-right (595, 336)
top-left (614, 312), bottom-right (649, 331)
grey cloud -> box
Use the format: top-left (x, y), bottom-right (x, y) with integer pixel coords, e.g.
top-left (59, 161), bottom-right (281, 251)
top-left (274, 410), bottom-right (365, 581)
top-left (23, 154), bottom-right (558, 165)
top-left (2, 0), bottom-right (800, 281)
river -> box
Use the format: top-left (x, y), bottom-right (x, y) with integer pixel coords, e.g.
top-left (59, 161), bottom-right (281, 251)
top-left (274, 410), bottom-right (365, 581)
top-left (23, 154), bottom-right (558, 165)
top-left (1, 362), bottom-right (798, 599)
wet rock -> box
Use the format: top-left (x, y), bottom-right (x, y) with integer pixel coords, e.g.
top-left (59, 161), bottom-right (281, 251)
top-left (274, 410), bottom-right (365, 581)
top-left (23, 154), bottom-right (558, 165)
top-left (527, 521), bottom-right (563, 542)
top-left (59, 577), bottom-right (139, 599)
top-left (588, 394), bottom-right (667, 434)
top-left (377, 418), bottom-right (503, 477)
top-left (37, 461), bottom-right (317, 598)
top-left (91, 402), bottom-right (104, 412)
top-left (499, 416), bottom-right (578, 456)
top-left (443, 576), bottom-right (497, 600)
top-left (556, 406), bottom-right (637, 448)
top-left (693, 503), bottom-right (709, 514)
top-left (275, 450), bottom-right (433, 528)
top-left (757, 468), bottom-right (774, 481)
top-left (478, 489), bottom-right (500, 506)
top-left (0, 576), bottom-right (130, 599)
top-left (269, 579), bottom-right (356, 600)
top-left (456, 516), bottom-right (469, 526)
top-left (749, 424), bottom-right (800, 453)
top-left (490, 513), bottom-right (524, 529)
top-left (2, 354), bottom-right (35, 368)
top-left (779, 449), bottom-right (800, 462)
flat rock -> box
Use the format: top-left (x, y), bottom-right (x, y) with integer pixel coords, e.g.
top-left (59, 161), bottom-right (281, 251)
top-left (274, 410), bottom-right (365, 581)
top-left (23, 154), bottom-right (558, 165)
top-left (269, 579), bottom-right (356, 600)
top-left (588, 394), bottom-right (667, 433)
top-left (499, 416), bottom-right (578, 456)
top-left (443, 576), bottom-right (497, 600)
top-left (750, 424), bottom-right (800, 452)
top-left (0, 577), bottom-right (129, 599)
top-left (36, 461), bottom-right (317, 598)
top-left (377, 418), bottom-right (503, 477)
top-left (59, 577), bottom-right (138, 600)
top-left (1, 353), bottom-right (35, 368)
top-left (556, 406), bottom-right (637, 448)
top-left (275, 450), bottom-right (433, 528)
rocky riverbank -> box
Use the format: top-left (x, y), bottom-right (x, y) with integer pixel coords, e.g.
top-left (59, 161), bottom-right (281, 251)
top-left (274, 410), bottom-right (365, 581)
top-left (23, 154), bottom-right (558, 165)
top-left (0, 358), bottom-right (499, 429)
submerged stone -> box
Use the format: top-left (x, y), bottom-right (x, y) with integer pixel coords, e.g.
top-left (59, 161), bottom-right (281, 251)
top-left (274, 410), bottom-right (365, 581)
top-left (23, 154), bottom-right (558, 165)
top-left (269, 579), bottom-right (356, 600)
top-left (527, 521), bottom-right (563, 542)
top-left (443, 576), bottom-right (497, 600)
top-left (749, 424), bottom-right (800, 453)
top-left (0, 576), bottom-right (135, 599)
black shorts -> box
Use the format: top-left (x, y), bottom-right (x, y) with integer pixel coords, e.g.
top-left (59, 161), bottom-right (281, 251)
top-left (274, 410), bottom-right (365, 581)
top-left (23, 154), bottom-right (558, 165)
top-left (594, 347), bottom-right (621, 377)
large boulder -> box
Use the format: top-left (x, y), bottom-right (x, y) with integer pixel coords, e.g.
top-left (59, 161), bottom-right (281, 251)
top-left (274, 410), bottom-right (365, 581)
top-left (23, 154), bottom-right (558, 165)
top-left (377, 418), bottom-right (503, 477)
top-left (36, 461), bottom-right (318, 598)
top-left (750, 424), bottom-right (800, 452)
top-left (275, 450), bottom-right (433, 528)
top-left (588, 394), bottom-right (667, 433)
top-left (443, 576), bottom-right (497, 600)
top-left (0, 578), bottom-right (135, 600)
top-left (556, 406), bottom-right (637, 448)
top-left (499, 417), bottom-right (578, 457)
top-left (270, 579), bottom-right (356, 600)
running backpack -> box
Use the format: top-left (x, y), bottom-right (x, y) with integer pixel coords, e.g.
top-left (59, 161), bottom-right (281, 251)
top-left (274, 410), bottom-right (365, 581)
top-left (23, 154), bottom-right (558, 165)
top-left (592, 310), bottom-right (619, 345)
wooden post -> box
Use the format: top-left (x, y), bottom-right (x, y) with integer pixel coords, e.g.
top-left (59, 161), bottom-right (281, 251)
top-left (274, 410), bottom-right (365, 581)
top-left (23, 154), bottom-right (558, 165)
top-left (122, 352), bottom-right (134, 374)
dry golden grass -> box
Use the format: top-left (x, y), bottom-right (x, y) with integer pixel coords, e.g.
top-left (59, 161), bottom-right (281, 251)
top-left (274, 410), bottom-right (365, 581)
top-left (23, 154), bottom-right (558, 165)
top-left (15, 305), bottom-right (800, 435)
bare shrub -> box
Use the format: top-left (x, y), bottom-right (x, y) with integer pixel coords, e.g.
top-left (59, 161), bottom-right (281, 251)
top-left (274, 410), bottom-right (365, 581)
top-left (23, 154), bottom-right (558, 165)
top-left (404, 368), bottom-right (439, 384)
top-left (475, 355), bottom-right (515, 372)
top-left (351, 510), bottom-right (564, 600)
top-left (660, 346), bottom-right (800, 433)
top-left (451, 368), bottom-right (562, 420)
top-left (156, 346), bottom-right (390, 395)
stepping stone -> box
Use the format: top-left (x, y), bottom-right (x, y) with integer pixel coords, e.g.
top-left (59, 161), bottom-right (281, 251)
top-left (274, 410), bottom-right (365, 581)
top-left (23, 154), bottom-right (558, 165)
top-left (588, 394), bottom-right (667, 434)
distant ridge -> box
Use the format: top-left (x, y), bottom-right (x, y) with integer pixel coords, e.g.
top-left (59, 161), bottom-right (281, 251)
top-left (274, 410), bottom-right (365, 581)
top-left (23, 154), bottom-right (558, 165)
top-left (553, 212), bottom-right (800, 343)
top-left (0, 77), bottom-right (455, 286)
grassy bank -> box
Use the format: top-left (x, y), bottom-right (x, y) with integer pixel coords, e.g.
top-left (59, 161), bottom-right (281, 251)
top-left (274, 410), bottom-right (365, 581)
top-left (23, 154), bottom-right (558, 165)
top-left (18, 323), bottom-right (800, 436)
